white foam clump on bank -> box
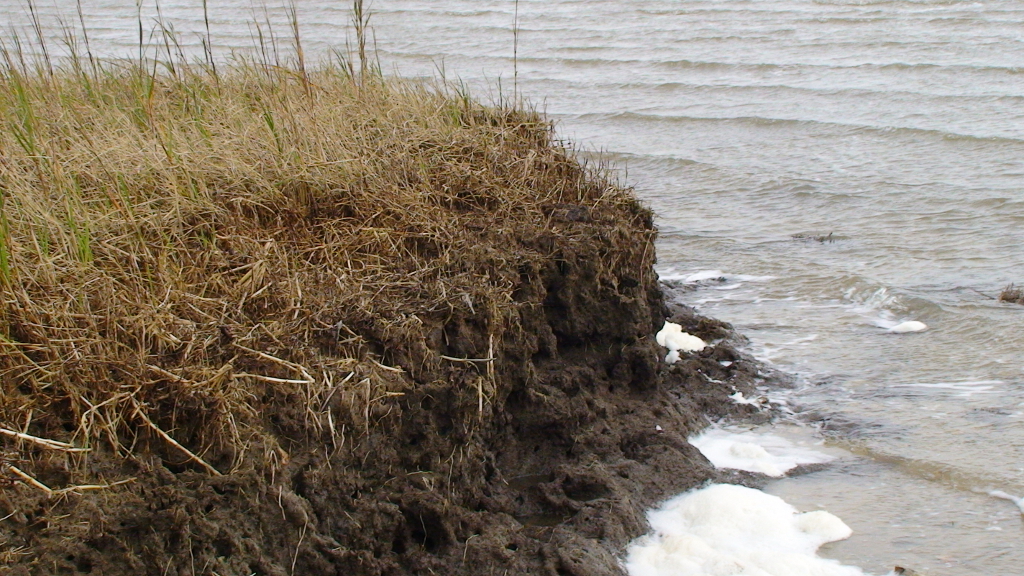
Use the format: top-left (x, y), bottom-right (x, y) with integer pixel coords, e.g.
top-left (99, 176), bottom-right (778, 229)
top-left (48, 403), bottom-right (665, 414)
top-left (728, 391), bottom-right (763, 406)
top-left (690, 427), bottom-right (834, 477)
top-left (656, 321), bottom-right (706, 364)
top-left (625, 484), bottom-right (865, 576)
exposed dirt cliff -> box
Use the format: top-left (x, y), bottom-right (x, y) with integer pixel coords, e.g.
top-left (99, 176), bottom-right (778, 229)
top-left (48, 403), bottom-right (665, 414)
top-left (1, 217), bottom-right (766, 576)
top-left (0, 63), bottom-right (768, 576)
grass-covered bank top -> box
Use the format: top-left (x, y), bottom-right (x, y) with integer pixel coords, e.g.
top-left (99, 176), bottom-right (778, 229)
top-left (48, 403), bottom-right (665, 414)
top-left (0, 50), bottom-right (650, 488)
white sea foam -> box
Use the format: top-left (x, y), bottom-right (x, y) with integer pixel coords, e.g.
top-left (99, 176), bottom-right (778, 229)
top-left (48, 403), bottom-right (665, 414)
top-left (624, 483), bottom-right (865, 576)
top-left (690, 427), bottom-right (835, 477)
top-left (888, 320), bottom-right (927, 333)
top-left (657, 321), bottom-right (706, 363)
top-left (729, 391), bottom-right (765, 407)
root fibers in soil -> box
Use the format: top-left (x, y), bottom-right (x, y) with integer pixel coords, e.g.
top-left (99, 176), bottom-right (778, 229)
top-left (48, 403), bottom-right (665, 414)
top-left (1, 238), bottom-right (767, 576)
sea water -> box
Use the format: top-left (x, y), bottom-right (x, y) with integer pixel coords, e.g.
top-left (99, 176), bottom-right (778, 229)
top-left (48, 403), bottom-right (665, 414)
top-left (4, 1), bottom-right (1024, 574)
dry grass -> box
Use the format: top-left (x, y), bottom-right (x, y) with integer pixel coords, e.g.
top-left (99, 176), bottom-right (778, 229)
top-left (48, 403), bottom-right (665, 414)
top-left (999, 284), bottom-right (1024, 305)
top-left (0, 15), bottom-right (643, 483)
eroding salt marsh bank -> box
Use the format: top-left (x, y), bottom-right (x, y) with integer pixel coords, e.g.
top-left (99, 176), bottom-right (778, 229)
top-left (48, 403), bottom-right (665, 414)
top-left (0, 36), bottom-right (780, 574)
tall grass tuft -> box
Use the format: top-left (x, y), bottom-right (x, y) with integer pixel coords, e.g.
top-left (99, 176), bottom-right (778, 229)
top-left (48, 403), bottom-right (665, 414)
top-left (0, 2), bottom-right (648, 486)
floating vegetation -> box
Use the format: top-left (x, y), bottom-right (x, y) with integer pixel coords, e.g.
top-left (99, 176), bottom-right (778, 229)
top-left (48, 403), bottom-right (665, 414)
top-left (999, 283), bottom-right (1024, 305)
top-left (792, 232), bottom-right (837, 243)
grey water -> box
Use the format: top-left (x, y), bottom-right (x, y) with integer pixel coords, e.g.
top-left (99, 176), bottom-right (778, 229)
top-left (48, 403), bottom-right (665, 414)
top-left (4, 1), bottom-right (1024, 574)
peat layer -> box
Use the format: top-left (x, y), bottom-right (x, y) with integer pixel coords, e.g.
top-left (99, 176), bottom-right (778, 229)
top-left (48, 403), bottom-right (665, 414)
top-left (0, 62), bottom-right (769, 575)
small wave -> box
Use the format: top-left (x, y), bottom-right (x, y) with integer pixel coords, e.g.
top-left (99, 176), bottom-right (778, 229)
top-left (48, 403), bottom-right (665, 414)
top-left (492, 52), bottom-right (1023, 78)
top-left (872, 61), bottom-right (1024, 76)
top-left (845, 285), bottom-right (903, 313)
top-left (839, 442), bottom-right (1015, 493)
top-left (570, 111), bottom-right (1024, 145)
top-left (833, 280), bottom-right (943, 333)
top-left (683, 269), bottom-right (726, 283)
top-left (690, 426), bottom-right (837, 477)
top-left (645, 57), bottom-right (1024, 78)
top-left (892, 380), bottom-right (1004, 396)
top-left (659, 268), bottom-right (776, 284)
top-left (572, 78), bottom-right (1024, 102)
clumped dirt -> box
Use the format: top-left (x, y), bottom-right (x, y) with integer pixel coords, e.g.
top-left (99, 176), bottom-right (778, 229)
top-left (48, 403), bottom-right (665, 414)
top-left (0, 211), bottom-right (773, 576)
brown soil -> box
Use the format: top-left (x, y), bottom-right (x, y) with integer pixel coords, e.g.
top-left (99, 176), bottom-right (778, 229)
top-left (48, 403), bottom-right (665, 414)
top-left (0, 72), bottom-right (778, 574)
top-left (0, 214), bottom-right (771, 576)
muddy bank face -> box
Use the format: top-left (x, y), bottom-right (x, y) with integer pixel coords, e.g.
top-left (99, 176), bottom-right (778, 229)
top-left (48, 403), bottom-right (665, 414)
top-left (0, 64), bottom-right (768, 574)
top-left (0, 178), bottom-right (766, 576)
top-left (285, 246), bottom-right (765, 576)
top-left (287, 247), bottom-right (742, 576)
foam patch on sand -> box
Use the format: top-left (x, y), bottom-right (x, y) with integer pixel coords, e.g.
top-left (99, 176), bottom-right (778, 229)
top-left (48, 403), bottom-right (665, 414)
top-left (690, 427), bottom-right (835, 477)
top-left (625, 483), bottom-right (866, 576)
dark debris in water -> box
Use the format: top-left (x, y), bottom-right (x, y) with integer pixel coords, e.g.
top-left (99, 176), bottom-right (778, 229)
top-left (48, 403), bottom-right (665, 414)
top-left (791, 231), bottom-right (839, 243)
top-left (999, 283), bottom-right (1024, 305)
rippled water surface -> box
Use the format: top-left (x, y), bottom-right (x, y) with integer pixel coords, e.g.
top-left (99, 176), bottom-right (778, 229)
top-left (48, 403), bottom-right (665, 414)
top-left (5, 1), bottom-right (1024, 573)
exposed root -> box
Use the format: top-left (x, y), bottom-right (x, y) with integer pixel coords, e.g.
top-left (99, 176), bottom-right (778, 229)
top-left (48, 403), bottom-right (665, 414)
top-left (438, 355), bottom-right (495, 364)
top-left (53, 478), bottom-right (136, 495)
top-left (130, 400), bottom-right (222, 476)
top-left (5, 465), bottom-right (52, 495)
top-left (0, 427), bottom-right (88, 453)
